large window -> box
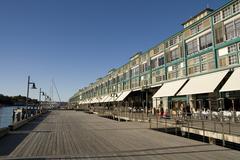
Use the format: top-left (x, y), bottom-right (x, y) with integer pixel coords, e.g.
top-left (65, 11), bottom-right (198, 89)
top-left (167, 63), bottom-right (185, 80)
top-left (229, 54), bottom-right (238, 65)
top-left (187, 52), bottom-right (214, 75)
top-left (151, 58), bottom-right (158, 69)
top-left (131, 66), bottom-right (139, 78)
top-left (140, 62), bottom-right (150, 73)
top-left (214, 12), bottom-right (221, 23)
top-left (170, 48), bottom-right (179, 61)
top-left (151, 55), bottom-right (164, 69)
top-left (131, 77), bottom-right (139, 88)
top-left (199, 32), bottom-right (212, 50)
top-left (140, 73), bottom-right (150, 86)
top-left (225, 19), bottom-right (240, 40)
top-left (228, 44), bottom-right (237, 53)
top-left (219, 44), bottom-right (239, 68)
top-left (169, 37), bottom-right (177, 46)
top-left (200, 53), bottom-right (214, 72)
top-left (215, 25), bottom-right (224, 44)
top-left (119, 74), bottom-right (124, 82)
top-left (158, 56), bottom-right (164, 66)
top-left (188, 57), bottom-right (200, 75)
top-left (223, 6), bottom-right (231, 19)
top-left (123, 80), bottom-right (130, 90)
top-left (235, 19), bottom-right (240, 36)
top-left (225, 22), bottom-right (235, 40)
top-left (123, 71), bottom-right (130, 80)
top-left (152, 68), bottom-right (165, 84)
top-left (187, 39), bottom-right (198, 55)
top-left (167, 48), bottom-right (182, 62)
top-left (233, 1), bottom-right (240, 13)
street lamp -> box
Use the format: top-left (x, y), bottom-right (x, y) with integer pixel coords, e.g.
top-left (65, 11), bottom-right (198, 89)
top-left (39, 88), bottom-right (45, 102)
top-left (111, 92), bottom-right (118, 120)
top-left (141, 80), bottom-right (148, 117)
top-left (25, 76), bottom-right (37, 118)
top-left (26, 76), bottom-right (37, 109)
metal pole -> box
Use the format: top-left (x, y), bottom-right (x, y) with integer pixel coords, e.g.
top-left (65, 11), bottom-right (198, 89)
top-left (208, 99), bottom-right (212, 120)
top-left (26, 76), bottom-right (30, 109)
top-left (146, 89), bottom-right (148, 117)
top-left (39, 88), bottom-right (42, 102)
top-left (231, 99), bottom-right (235, 123)
top-left (26, 76), bottom-right (30, 118)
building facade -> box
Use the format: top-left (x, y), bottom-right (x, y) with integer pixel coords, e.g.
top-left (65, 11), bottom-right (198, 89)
top-left (70, 0), bottom-right (240, 115)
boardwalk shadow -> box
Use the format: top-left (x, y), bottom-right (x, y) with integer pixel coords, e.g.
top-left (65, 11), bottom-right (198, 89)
top-left (0, 112), bottom-right (50, 156)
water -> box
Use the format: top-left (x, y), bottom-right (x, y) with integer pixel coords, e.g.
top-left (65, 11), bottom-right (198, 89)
top-left (0, 106), bottom-right (25, 128)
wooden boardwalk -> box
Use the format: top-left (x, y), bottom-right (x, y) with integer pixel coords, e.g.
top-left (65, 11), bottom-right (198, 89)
top-left (1, 110), bottom-right (240, 159)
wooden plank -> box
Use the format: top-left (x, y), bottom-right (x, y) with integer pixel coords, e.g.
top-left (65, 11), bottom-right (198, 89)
top-left (1, 110), bottom-right (239, 160)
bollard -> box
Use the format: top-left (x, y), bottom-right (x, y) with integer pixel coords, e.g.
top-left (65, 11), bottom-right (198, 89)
top-left (214, 121), bottom-right (216, 132)
top-left (221, 122), bottom-right (225, 146)
top-left (187, 119), bottom-right (190, 138)
top-left (175, 120), bottom-right (178, 135)
top-left (149, 118), bottom-right (151, 129)
top-left (202, 120), bottom-right (205, 142)
top-left (165, 118), bottom-right (167, 132)
top-left (229, 119), bottom-right (231, 134)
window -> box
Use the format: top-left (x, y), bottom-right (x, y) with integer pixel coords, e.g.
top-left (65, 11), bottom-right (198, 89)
top-left (158, 56), bottom-right (165, 66)
top-left (201, 63), bottom-right (208, 71)
top-left (124, 71), bottom-right (130, 80)
top-left (140, 62), bottom-right (149, 73)
top-left (229, 54), bottom-right (238, 65)
top-left (223, 7), bottom-right (232, 19)
top-left (165, 41), bottom-right (169, 48)
top-left (151, 58), bottom-right (158, 69)
top-left (151, 55), bottom-right (164, 69)
top-left (228, 44), bottom-right (237, 53)
top-left (170, 65), bottom-right (178, 79)
top-left (201, 53), bottom-right (214, 72)
top-left (187, 39), bottom-right (198, 55)
top-left (225, 22), bottom-right (235, 40)
top-left (187, 57), bottom-right (200, 75)
top-left (131, 67), bottom-right (139, 77)
top-left (169, 37), bottom-right (178, 46)
top-left (170, 48), bottom-right (180, 61)
top-left (233, 1), bottom-right (240, 13)
top-left (214, 12), bottom-right (221, 23)
top-left (191, 26), bottom-right (198, 35)
top-left (235, 18), bottom-right (240, 36)
top-left (152, 68), bottom-right (165, 83)
top-left (199, 32), bottom-right (212, 50)
top-left (215, 25), bottom-right (224, 44)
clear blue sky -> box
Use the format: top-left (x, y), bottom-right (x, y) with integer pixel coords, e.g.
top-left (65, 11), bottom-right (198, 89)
top-left (0, 0), bottom-right (229, 101)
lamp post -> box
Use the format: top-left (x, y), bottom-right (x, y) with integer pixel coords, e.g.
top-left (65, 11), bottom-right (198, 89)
top-left (39, 88), bottom-right (45, 113)
top-left (39, 88), bottom-right (45, 102)
top-left (26, 76), bottom-right (37, 108)
top-left (141, 80), bottom-right (148, 118)
top-left (25, 76), bottom-right (37, 119)
top-left (111, 92), bottom-right (118, 121)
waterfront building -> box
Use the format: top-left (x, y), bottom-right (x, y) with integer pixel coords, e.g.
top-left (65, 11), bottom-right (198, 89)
top-left (70, 0), bottom-right (240, 116)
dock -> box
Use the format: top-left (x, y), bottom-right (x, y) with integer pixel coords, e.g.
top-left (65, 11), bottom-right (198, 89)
top-left (1, 110), bottom-right (240, 159)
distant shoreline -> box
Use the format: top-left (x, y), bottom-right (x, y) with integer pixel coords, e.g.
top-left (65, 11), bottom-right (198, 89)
top-left (0, 105), bottom-right (25, 108)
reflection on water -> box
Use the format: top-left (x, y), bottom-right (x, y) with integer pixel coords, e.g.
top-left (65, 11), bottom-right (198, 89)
top-left (0, 106), bottom-right (25, 128)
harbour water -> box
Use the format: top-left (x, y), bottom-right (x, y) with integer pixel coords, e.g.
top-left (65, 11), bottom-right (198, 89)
top-left (0, 106), bottom-right (24, 128)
